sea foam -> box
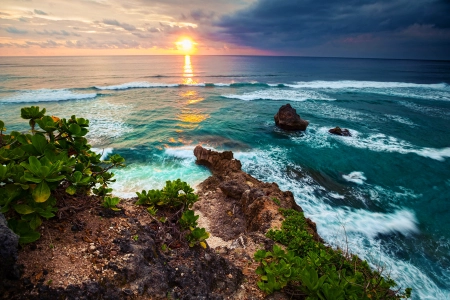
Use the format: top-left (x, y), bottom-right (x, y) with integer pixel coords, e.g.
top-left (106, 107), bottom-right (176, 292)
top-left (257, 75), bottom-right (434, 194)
top-left (110, 146), bottom-right (210, 198)
top-left (235, 146), bottom-right (446, 299)
top-left (286, 81), bottom-right (450, 101)
top-left (330, 129), bottom-right (450, 161)
top-left (91, 147), bottom-right (114, 160)
top-left (343, 171), bottom-right (367, 185)
top-left (221, 89), bottom-right (335, 101)
top-left (0, 89), bottom-right (97, 103)
top-left (287, 80), bottom-right (448, 89)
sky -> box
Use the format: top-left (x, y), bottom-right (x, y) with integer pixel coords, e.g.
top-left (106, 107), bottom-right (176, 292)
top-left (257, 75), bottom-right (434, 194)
top-left (0, 0), bottom-right (449, 59)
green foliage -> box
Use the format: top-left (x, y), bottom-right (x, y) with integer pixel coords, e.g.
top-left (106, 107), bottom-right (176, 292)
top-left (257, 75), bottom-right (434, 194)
top-left (0, 106), bottom-right (125, 244)
top-left (136, 179), bottom-right (198, 209)
top-left (271, 197), bottom-right (281, 205)
top-left (179, 209), bottom-right (199, 230)
top-left (255, 209), bottom-right (412, 299)
top-left (136, 180), bottom-right (208, 248)
top-left (102, 196), bottom-right (121, 211)
top-left (186, 227), bottom-right (209, 249)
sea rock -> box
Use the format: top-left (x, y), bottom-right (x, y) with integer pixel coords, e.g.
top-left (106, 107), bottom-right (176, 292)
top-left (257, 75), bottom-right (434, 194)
top-left (0, 212), bottom-right (19, 281)
top-left (329, 126), bottom-right (351, 136)
top-left (274, 103), bottom-right (309, 131)
top-left (194, 145), bottom-right (242, 176)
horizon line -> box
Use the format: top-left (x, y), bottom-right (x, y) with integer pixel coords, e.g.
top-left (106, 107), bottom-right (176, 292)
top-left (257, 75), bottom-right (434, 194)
top-left (0, 54), bottom-right (448, 62)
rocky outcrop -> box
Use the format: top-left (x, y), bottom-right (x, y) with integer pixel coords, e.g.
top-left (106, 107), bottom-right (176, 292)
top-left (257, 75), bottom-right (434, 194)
top-left (0, 212), bottom-right (19, 282)
top-left (194, 145), bottom-right (321, 242)
top-left (329, 126), bottom-right (351, 136)
top-left (274, 103), bottom-right (309, 131)
top-left (193, 145), bottom-right (323, 298)
top-left (194, 146), bottom-right (242, 176)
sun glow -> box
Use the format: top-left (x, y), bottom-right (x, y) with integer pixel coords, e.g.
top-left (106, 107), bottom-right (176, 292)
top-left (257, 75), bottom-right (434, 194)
top-left (176, 38), bottom-right (195, 53)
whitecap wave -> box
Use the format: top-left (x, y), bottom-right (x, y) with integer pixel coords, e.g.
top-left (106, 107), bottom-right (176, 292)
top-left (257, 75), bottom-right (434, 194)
top-left (110, 146), bottom-right (210, 198)
top-left (343, 171), bottom-right (367, 185)
top-left (287, 80), bottom-right (448, 89)
top-left (91, 147), bottom-right (114, 160)
top-left (286, 80), bottom-right (450, 101)
top-left (221, 89), bottom-right (335, 101)
top-left (0, 89), bottom-right (97, 103)
top-left (330, 129), bottom-right (450, 161)
top-left (384, 114), bottom-right (415, 126)
top-left (164, 146), bottom-right (197, 160)
top-left (235, 147), bottom-right (446, 299)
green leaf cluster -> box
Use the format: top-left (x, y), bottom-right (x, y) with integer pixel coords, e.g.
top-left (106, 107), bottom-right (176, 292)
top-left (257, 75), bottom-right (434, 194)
top-left (135, 180), bottom-right (208, 248)
top-left (0, 106), bottom-right (125, 244)
top-left (136, 179), bottom-right (198, 209)
top-left (255, 209), bottom-right (412, 299)
top-left (102, 196), bottom-right (121, 211)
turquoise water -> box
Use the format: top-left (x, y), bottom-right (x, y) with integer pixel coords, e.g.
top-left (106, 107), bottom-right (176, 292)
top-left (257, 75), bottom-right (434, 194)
top-left (1, 56), bottom-right (450, 299)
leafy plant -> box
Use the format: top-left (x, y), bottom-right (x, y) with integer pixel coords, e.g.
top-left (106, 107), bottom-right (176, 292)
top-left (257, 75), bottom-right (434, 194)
top-left (255, 209), bottom-right (412, 299)
top-left (186, 227), bottom-right (209, 249)
top-left (102, 196), bottom-right (121, 211)
top-left (136, 180), bottom-right (208, 248)
top-left (0, 106), bottom-right (125, 244)
top-left (179, 209), bottom-right (199, 230)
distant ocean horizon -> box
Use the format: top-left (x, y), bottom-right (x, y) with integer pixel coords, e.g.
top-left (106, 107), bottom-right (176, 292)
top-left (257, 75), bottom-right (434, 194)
top-left (1, 55), bottom-right (449, 299)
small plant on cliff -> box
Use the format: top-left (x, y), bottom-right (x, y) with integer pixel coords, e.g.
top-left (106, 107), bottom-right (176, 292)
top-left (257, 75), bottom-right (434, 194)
top-left (255, 208), bottom-right (412, 299)
top-left (136, 179), bottom-right (209, 248)
top-left (0, 106), bottom-right (125, 244)
top-left (102, 196), bottom-right (121, 211)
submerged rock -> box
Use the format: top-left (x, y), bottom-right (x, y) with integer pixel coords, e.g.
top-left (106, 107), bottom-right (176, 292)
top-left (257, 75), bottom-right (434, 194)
top-left (274, 103), bottom-right (309, 131)
top-left (329, 126), bottom-right (351, 136)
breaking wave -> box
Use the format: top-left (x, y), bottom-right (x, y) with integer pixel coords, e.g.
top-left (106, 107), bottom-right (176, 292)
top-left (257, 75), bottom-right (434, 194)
top-left (0, 89), bottom-right (97, 103)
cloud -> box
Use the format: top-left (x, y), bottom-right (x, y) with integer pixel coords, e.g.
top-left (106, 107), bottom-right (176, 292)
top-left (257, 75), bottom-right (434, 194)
top-left (26, 39), bottom-right (60, 48)
top-left (190, 9), bottom-right (214, 21)
top-left (103, 19), bottom-right (136, 31)
top-left (5, 26), bottom-right (28, 34)
top-left (65, 38), bottom-right (144, 49)
top-left (216, 0), bottom-right (450, 59)
top-left (35, 29), bottom-right (81, 37)
top-left (34, 9), bottom-right (48, 16)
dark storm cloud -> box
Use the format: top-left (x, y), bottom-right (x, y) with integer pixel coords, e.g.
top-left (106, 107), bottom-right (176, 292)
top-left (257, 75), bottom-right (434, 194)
top-left (217, 0), bottom-right (450, 59)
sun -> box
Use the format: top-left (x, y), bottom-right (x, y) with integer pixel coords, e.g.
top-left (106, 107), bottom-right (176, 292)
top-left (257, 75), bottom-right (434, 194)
top-left (176, 38), bottom-right (195, 53)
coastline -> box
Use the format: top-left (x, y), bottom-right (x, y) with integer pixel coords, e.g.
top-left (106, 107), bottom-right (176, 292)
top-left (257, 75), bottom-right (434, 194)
top-left (1, 146), bottom-right (323, 299)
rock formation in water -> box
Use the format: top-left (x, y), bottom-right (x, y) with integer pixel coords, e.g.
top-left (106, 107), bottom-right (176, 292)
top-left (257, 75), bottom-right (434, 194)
top-left (194, 145), bottom-right (321, 243)
top-left (274, 103), bottom-right (309, 131)
top-left (329, 126), bottom-right (351, 136)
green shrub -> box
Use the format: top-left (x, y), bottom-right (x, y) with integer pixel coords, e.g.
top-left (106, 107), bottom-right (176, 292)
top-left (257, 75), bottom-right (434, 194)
top-left (102, 196), bottom-right (121, 211)
top-left (136, 180), bottom-right (208, 248)
top-left (255, 209), bottom-right (412, 299)
top-left (0, 106), bottom-right (125, 244)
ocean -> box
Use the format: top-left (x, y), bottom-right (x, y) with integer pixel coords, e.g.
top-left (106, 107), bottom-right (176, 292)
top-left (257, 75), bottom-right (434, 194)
top-left (1, 55), bottom-right (449, 299)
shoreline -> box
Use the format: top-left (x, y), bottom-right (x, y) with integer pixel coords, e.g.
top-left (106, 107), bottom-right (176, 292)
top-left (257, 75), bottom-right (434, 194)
top-left (1, 145), bottom-right (408, 299)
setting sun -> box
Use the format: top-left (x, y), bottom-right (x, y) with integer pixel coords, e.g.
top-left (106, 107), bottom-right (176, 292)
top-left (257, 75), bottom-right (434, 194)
top-left (176, 38), bottom-right (195, 53)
